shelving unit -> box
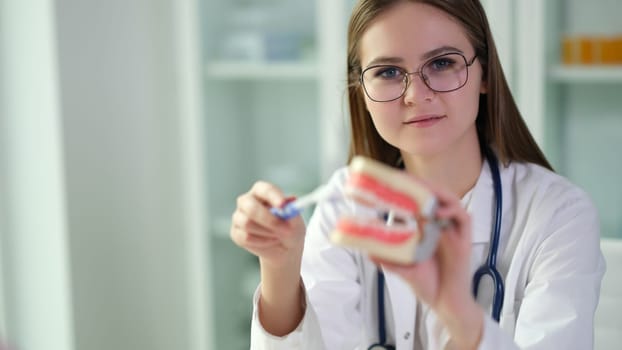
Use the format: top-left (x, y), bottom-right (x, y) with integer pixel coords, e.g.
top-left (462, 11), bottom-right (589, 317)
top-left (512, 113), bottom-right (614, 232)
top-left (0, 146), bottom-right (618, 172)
top-left (199, 0), bottom-right (352, 349)
top-left (515, 0), bottom-right (622, 239)
top-left (549, 65), bottom-right (622, 83)
top-left (205, 61), bottom-right (319, 80)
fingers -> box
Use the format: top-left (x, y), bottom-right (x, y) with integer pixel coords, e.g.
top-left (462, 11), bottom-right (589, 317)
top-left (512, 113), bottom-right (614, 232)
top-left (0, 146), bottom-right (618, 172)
top-left (428, 187), bottom-right (472, 262)
top-left (250, 181), bottom-right (287, 208)
top-left (231, 210), bottom-right (280, 238)
top-left (231, 181), bottom-right (303, 255)
top-left (230, 226), bottom-right (281, 250)
top-left (428, 186), bottom-right (471, 233)
top-left (436, 201), bottom-right (470, 231)
top-left (236, 182), bottom-right (287, 230)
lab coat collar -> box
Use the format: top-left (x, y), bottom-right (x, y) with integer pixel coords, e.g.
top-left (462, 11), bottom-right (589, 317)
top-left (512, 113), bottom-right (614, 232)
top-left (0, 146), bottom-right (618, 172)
top-left (467, 157), bottom-right (496, 244)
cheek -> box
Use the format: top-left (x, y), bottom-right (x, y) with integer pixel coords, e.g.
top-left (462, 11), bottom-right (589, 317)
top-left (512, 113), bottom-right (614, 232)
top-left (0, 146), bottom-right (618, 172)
top-left (449, 80), bottom-right (484, 121)
top-left (446, 95), bottom-right (479, 127)
top-left (361, 101), bottom-right (391, 143)
top-left (367, 105), bottom-right (404, 146)
top-left (365, 100), bottom-right (399, 129)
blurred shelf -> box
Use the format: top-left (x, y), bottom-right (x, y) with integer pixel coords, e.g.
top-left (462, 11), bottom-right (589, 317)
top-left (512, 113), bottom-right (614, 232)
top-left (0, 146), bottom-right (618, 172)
top-left (205, 61), bottom-right (319, 80)
top-left (549, 65), bottom-right (622, 83)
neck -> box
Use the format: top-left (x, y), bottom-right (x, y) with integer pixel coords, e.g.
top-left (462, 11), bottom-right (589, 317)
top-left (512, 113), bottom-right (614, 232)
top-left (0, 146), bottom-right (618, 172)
top-left (401, 143), bottom-right (483, 198)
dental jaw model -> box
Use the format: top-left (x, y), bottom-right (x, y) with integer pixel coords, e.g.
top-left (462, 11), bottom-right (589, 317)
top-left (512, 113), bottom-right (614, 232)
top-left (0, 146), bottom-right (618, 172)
top-left (330, 156), bottom-right (443, 264)
top-left (270, 156), bottom-right (444, 264)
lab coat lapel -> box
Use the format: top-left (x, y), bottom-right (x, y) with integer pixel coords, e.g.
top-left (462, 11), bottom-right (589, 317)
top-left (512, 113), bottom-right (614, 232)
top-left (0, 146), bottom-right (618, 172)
top-left (468, 158), bottom-right (495, 244)
top-left (384, 269), bottom-right (416, 349)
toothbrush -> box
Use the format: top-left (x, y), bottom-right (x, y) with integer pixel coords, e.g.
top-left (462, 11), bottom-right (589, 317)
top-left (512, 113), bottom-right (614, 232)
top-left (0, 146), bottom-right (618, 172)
top-left (270, 185), bottom-right (334, 220)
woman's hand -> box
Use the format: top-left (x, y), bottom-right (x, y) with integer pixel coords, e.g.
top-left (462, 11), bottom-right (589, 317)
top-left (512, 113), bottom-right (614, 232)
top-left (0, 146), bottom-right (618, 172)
top-left (230, 181), bottom-right (307, 336)
top-left (371, 185), bottom-right (484, 348)
top-left (230, 181), bottom-right (306, 269)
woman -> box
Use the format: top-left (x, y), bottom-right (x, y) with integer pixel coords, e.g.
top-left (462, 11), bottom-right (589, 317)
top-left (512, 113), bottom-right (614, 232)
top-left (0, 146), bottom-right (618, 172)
top-left (230, 0), bottom-right (605, 348)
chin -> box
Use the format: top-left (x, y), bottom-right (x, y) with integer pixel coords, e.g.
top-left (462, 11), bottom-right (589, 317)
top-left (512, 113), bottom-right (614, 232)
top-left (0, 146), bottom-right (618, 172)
top-left (396, 141), bottom-right (446, 160)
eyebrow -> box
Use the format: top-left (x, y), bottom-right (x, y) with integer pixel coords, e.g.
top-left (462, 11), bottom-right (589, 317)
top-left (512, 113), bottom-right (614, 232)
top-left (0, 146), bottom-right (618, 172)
top-left (365, 45), bottom-right (465, 67)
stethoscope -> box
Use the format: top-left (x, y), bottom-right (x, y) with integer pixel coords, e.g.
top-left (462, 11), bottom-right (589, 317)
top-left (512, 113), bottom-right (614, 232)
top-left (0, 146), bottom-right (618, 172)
top-left (368, 150), bottom-right (504, 350)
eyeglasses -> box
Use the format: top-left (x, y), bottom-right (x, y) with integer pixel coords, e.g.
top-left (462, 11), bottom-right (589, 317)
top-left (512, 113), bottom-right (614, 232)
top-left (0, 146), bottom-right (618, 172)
top-left (360, 52), bottom-right (478, 102)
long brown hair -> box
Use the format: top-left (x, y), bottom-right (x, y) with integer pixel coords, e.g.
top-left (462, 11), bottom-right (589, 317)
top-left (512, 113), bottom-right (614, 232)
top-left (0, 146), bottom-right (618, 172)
top-left (346, 0), bottom-right (553, 171)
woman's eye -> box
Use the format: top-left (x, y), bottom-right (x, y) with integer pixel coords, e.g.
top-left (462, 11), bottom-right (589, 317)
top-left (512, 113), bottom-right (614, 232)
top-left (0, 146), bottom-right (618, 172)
top-left (428, 58), bottom-right (456, 71)
top-left (375, 67), bottom-right (403, 79)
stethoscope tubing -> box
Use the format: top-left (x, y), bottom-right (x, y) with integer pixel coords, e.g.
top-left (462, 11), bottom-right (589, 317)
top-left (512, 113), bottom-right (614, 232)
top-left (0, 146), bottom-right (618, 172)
top-left (378, 271), bottom-right (388, 345)
top-left (367, 271), bottom-right (395, 350)
top-left (472, 150), bottom-right (504, 322)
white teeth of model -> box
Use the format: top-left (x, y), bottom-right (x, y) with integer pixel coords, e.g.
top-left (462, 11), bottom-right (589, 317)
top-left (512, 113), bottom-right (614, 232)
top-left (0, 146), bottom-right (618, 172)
top-left (344, 187), bottom-right (415, 219)
top-left (343, 186), bottom-right (374, 205)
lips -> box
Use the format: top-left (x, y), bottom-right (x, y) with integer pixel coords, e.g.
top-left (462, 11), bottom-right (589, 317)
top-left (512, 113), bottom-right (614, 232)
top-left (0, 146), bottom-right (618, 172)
top-left (403, 114), bottom-right (446, 124)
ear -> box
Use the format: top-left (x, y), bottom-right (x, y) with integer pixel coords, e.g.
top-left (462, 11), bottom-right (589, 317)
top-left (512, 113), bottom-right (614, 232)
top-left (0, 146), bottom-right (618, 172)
top-left (479, 75), bottom-right (488, 94)
top-left (480, 81), bottom-right (487, 94)
top-left (479, 64), bottom-right (488, 94)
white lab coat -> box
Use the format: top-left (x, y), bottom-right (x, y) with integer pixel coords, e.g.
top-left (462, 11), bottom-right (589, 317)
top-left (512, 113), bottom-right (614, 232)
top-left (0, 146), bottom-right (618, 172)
top-left (250, 160), bottom-right (606, 349)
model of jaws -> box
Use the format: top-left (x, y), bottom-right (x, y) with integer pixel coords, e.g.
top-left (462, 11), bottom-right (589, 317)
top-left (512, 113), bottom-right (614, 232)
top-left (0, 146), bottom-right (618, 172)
top-left (330, 156), bottom-right (442, 264)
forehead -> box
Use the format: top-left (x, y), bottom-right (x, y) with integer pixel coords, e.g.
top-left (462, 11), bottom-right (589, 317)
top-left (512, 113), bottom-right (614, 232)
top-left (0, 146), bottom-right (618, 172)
top-left (359, 2), bottom-right (472, 67)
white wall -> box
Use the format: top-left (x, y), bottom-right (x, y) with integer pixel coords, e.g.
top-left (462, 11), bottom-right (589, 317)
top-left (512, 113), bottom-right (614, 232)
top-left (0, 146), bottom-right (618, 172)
top-left (0, 1), bottom-right (75, 349)
top-left (0, 0), bottom-right (210, 349)
top-left (481, 0), bottom-right (516, 89)
top-left (0, 0), bottom-right (73, 350)
top-left (55, 0), bottom-right (206, 349)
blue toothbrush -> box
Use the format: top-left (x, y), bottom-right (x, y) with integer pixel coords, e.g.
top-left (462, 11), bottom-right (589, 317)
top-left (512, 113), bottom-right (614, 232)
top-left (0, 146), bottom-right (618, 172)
top-left (270, 185), bottom-right (333, 220)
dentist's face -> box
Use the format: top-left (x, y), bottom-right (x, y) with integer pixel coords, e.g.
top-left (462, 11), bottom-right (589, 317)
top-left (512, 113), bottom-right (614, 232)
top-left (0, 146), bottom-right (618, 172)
top-left (358, 2), bottom-right (486, 158)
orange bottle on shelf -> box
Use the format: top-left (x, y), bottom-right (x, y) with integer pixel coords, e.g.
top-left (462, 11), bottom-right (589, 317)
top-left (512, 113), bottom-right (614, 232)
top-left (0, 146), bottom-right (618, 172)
top-left (578, 36), bottom-right (597, 64)
top-left (611, 36), bottom-right (622, 64)
top-left (561, 36), bottom-right (576, 65)
top-left (561, 34), bottom-right (622, 66)
top-left (601, 37), bottom-right (615, 64)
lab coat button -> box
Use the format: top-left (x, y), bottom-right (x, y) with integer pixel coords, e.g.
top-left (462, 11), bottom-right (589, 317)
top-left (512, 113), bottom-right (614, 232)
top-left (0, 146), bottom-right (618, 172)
top-left (404, 332), bottom-right (411, 339)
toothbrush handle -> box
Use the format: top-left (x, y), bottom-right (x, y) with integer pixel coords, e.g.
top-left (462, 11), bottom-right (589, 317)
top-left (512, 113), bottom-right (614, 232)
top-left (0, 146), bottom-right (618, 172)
top-left (270, 202), bottom-right (301, 220)
top-left (270, 185), bottom-right (331, 220)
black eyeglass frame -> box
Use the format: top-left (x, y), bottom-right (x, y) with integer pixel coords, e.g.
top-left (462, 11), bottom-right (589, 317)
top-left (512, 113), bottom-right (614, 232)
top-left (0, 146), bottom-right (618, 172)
top-left (359, 52), bottom-right (478, 102)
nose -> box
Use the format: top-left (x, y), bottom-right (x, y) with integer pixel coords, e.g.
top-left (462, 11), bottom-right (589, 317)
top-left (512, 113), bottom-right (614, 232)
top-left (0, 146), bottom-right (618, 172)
top-left (403, 72), bottom-right (434, 104)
